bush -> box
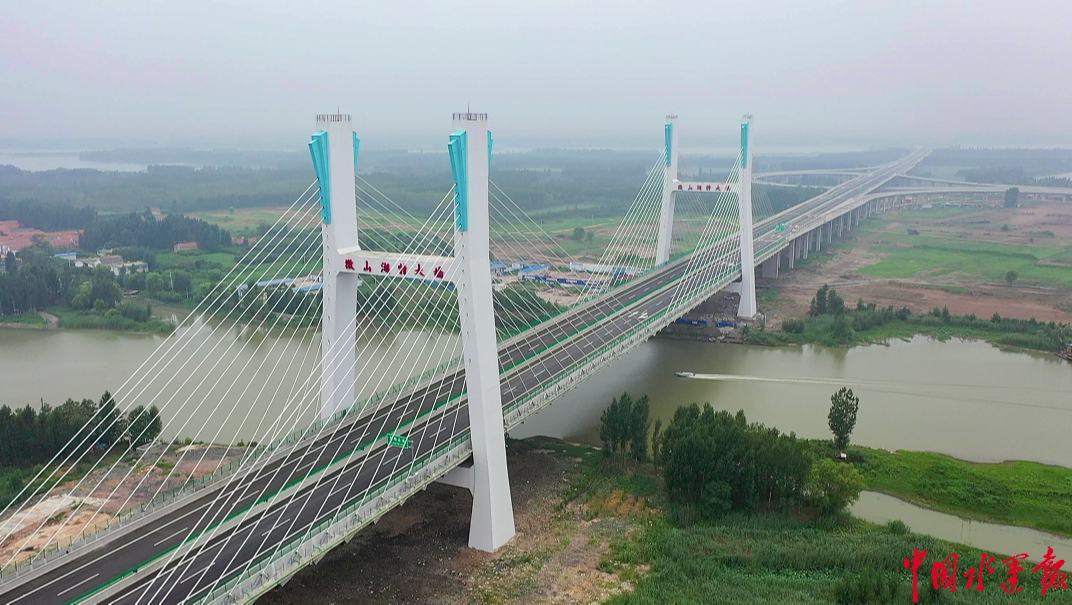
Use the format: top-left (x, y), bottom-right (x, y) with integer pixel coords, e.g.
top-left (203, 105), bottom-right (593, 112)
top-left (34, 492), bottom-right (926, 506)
top-left (833, 569), bottom-right (903, 604)
top-left (807, 458), bottom-right (865, 515)
top-left (885, 519), bottom-right (911, 535)
top-left (782, 317), bottom-right (805, 333)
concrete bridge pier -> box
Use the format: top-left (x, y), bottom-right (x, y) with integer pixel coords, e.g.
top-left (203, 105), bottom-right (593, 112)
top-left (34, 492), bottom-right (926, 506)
top-left (813, 226), bottom-right (822, 252)
top-left (787, 240), bottom-right (796, 269)
top-left (761, 254), bottom-right (780, 278)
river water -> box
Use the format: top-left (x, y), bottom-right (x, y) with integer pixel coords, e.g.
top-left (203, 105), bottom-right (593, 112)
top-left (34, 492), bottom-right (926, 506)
top-left (3, 327), bottom-right (1071, 555)
top-left (0, 320), bottom-right (458, 446)
top-left (514, 336), bottom-right (1072, 468)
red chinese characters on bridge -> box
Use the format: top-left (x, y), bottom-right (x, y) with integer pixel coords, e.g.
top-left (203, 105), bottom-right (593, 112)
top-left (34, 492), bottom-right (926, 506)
top-left (343, 258), bottom-right (446, 280)
top-left (904, 548), bottom-right (1067, 601)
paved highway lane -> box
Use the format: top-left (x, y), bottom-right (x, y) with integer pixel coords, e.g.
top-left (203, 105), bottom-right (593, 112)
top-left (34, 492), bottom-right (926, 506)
top-left (0, 151), bottom-right (924, 604)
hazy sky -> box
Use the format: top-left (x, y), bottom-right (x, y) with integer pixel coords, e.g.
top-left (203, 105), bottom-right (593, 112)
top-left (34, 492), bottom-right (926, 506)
top-left (2, 0), bottom-right (1070, 150)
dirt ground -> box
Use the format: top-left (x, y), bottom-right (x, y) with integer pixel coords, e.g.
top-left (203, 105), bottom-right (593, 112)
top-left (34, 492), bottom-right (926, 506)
top-left (0, 443), bottom-right (247, 566)
top-left (762, 202), bottom-right (1072, 325)
top-left (260, 438), bottom-right (639, 605)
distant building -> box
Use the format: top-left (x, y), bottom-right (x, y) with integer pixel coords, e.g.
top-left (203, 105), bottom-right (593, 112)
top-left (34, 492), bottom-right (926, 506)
top-left (173, 242), bottom-right (199, 252)
top-left (0, 219), bottom-right (80, 253)
top-left (75, 254), bottom-right (148, 276)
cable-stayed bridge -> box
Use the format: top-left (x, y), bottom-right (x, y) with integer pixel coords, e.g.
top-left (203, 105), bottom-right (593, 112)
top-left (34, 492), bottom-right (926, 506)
top-left (0, 113), bottom-right (925, 605)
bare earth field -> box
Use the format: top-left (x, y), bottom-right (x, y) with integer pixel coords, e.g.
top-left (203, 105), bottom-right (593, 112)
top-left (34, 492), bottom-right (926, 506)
top-left (260, 438), bottom-right (641, 605)
top-left (762, 201), bottom-right (1072, 324)
top-left (0, 444), bottom-right (246, 566)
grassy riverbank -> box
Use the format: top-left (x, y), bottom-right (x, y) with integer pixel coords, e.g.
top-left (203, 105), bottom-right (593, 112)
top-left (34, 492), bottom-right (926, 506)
top-left (575, 443), bottom-right (1056, 604)
top-left (747, 287), bottom-right (1072, 354)
top-left (854, 446), bottom-right (1072, 539)
top-left (48, 307), bottom-right (175, 334)
top-left (256, 435), bottom-right (1061, 604)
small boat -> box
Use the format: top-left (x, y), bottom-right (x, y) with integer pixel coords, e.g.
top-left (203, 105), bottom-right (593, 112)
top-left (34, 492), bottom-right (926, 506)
top-left (675, 371), bottom-right (694, 378)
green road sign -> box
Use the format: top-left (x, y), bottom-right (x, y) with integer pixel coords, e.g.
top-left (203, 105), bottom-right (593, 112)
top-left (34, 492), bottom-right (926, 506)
top-left (775, 223), bottom-right (787, 232)
top-left (386, 432), bottom-right (411, 449)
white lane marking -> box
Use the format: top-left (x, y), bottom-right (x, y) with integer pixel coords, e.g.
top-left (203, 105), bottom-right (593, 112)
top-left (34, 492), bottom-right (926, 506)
top-left (180, 564), bottom-right (212, 584)
top-left (261, 517), bottom-right (292, 537)
top-left (153, 526), bottom-right (190, 547)
top-left (56, 573), bottom-right (99, 597)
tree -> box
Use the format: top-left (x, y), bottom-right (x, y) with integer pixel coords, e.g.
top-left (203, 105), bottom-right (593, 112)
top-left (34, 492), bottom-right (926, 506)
top-left (1004, 187), bottom-right (1020, 209)
top-left (651, 418), bottom-right (663, 465)
top-left (598, 392), bottom-right (649, 461)
top-left (807, 458), bottom-right (865, 515)
top-left (585, 230), bottom-right (595, 242)
top-left (4, 251), bottom-right (15, 276)
top-left (144, 272), bottom-right (166, 296)
top-left (809, 284), bottom-right (829, 316)
top-left (1005, 270), bottom-right (1018, 287)
top-left (172, 271), bottom-right (193, 296)
top-left (828, 387), bottom-right (859, 450)
top-left (96, 391), bottom-right (126, 447)
top-left (827, 288), bottom-right (846, 315)
top-left (127, 405), bottom-right (162, 448)
top-left (572, 226), bottom-right (586, 241)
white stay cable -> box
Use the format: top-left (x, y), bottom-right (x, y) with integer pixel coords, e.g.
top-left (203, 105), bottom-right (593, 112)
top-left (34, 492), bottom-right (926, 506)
top-left (0, 190), bottom-right (323, 559)
top-left (0, 184), bottom-right (320, 541)
top-left (148, 190), bottom-right (466, 601)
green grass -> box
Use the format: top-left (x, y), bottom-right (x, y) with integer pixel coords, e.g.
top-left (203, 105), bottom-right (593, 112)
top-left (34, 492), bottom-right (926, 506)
top-left (0, 312), bottom-right (46, 327)
top-left (870, 232), bottom-right (1064, 259)
top-left (567, 449), bottom-right (1058, 605)
top-left (889, 281), bottom-right (971, 295)
top-left (855, 447), bottom-right (1072, 538)
top-left (859, 243), bottom-right (1072, 287)
top-left (155, 250), bottom-right (239, 271)
top-left (604, 512), bottom-right (1058, 604)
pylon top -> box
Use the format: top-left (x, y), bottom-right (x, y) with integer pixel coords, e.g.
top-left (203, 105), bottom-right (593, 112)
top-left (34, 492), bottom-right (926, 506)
top-left (453, 112), bottom-right (488, 121)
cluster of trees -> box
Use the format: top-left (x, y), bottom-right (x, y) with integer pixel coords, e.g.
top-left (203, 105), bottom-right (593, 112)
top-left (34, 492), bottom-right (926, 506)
top-left (919, 148), bottom-right (1072, 186)
top-left (771, 286), bottom-right (1072, 353)
top-left (0, 197), bottom-right (96, 231)
top-left (0, 164), bottom-right (312, 214)
top-left (0, 240), bottom-right (159, 325)
top-left (571, 226), bottom-right (595, 242)
top-left (808, 283), bottom-right (846, 317)
top-left (0, 240), bottom-right (64, 315)
top-left (659, 405), bottom-right (812, 518)
top-left (80, 210), bottom-right (231, 252)
top-left (596, 388), bottom-right (867, 522)
top-left (0, 392), bottom-right (162, 468)
top-left (494, 286), bottom-right (561, 335)
top-left (598, 392), bottom-right (650, 461)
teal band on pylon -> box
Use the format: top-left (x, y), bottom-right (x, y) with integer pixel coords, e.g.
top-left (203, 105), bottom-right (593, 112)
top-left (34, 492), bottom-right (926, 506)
top-left (309, 131), bottom-right (331, 223)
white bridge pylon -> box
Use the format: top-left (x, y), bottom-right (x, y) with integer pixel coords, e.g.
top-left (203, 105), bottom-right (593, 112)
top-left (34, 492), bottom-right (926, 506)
top-left (309, 112), bottom-right (515, 553)
top-left (655, 114), bottom-right (757, 318)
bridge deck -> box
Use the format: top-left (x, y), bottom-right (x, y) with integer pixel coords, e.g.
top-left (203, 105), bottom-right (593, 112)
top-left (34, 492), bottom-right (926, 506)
top-left (0, 151), bottom-right (926, 605)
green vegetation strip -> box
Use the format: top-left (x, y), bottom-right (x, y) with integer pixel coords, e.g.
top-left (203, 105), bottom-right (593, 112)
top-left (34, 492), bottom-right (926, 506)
top-left (856, 447), bottom-right (1072, 538)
